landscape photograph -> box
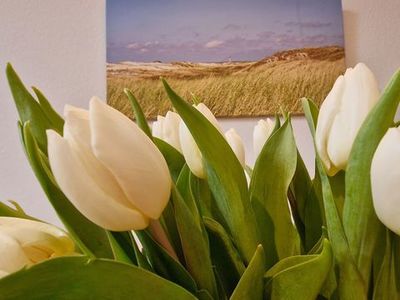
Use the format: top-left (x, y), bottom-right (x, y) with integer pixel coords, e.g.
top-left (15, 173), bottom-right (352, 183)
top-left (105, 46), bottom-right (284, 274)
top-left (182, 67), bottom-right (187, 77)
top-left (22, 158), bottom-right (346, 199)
top-left (106, 0), bottom-right (345, 118)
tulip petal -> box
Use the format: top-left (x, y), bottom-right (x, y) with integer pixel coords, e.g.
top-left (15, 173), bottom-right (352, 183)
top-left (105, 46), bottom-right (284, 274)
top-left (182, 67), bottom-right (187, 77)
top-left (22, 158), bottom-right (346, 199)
top-left (179, 120), bottom-right (205, 178)
top-left (163, 111), bottom-right (182, 153)
top-left (178, 103), bottom-right (221, 178)
top-left (326, 112), bottom-right (354, 172)
top-left (0, 231), bottom-right (30, 273)
top-left (47, 130), bottom-right (149, 231)
top-left (315, 75), bottom-right (345, 174)
top-left (0, 217), bottom-right (75, 257)
top-left (89, 97), bottom-right (171, 220)
top-left (341, 63), bottom-right (380, 132)
top-left (195, 103), bottom-right (222, 132)
top-left (0, 270), bottom-right (9, 279)
top-left (63, 105), bottom-right (133, 209)
top-left (225, 128), bottom-right (246, 167)
top-left (253, 119), bottom-right (274, 158)
top-left (371, 128), bottom-right (400, 235)
top-left (152, 115), bottom-right (165, 140)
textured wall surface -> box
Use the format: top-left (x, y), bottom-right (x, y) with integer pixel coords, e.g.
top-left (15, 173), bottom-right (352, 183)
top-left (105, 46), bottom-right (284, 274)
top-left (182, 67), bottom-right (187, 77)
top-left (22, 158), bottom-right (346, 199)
top-left (0, 0), bottom-right (399, 224)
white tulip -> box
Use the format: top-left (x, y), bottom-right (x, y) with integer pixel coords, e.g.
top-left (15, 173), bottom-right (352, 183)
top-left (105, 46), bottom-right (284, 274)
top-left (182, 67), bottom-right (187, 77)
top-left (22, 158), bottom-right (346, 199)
top-left (0, 231), bottom-right (29, 278)
top-left (253, 118), bottom-right (275, 158)
top-left (371, 128), bottom-right (400, 235)
top-left (0, 217), bottom-right (75, 278)
top-left (316, 63), bottom-right (380, 176)
top-left (152, 111), bottom-right (182, 153)
top-left (47, 97), bottom-right (171, 231)
top-left (179, 103), bottom-right (222, 178)
top-left (225, 128), bottom-right (246, 167)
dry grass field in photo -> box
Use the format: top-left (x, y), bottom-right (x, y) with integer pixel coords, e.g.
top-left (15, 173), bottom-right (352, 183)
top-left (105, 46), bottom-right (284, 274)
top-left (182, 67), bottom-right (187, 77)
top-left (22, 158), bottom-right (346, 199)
top-left (107, 46), bottom-right (345, 119)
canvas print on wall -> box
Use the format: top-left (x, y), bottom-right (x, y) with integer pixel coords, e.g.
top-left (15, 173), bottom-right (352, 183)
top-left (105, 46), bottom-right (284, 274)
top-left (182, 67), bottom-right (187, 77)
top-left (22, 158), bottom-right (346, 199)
top-left (107, 0), bottom-right (345, 118)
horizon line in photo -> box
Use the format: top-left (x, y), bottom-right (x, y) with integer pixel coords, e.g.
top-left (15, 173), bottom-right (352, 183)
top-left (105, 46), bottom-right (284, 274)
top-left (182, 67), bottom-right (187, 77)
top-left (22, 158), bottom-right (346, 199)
top-left (106, 44), bottom-right (344, 64)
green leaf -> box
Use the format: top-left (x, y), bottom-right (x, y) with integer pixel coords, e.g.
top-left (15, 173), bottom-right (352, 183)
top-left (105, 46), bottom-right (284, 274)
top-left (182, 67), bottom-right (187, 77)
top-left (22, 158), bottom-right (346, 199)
top-left (196, 289), bottom-right (214, 300)
top-left (301, 98), bottom-right (319, 138)
top-left (213, 268), bottom-right (229, 300)
top-left (171, 186), bottom-right (218, 298)
top-left (154, 138), bottom-right (185, 182)
top-left (329, 171), bottom-right (345, 217)
top-left (162, 79), bottom-right (260, 264)
top-left (204, 217), bottom-right (246, 296)
top-left (307, 231), bottom-right (338, 298)
top-left (135, 230), bottom-right (197, 294)
top-left (160, 200), bottom-right (185, 263)
top-left (264, 239), bottom-right (333, 300)
top-left (124, 88), bottom-right (152, 138)
top-left (32, 86), bottom-right (64, 134)
top-left (302, 100), bottom-right (366, 299)
top-left (190, 172), bottom-right (230, 234)
top-left (0, 201), bottom-right (37, 220)
top-left (131, 235), bottom-right (153, 272)
top-left (301, 99), bottom-right (326, 250)
top-left (373, 230), bottom-right (400, 299)
top-left (6, 64), bottom-right (53, 152)
top-left (317, 147), bottom-right (366, 299)
top-left (290, 150), bottom-right (311, 225)
top-left (175, 165), bottom-right (211, 248)
top-left (190, 174), bottom-right (214, 220)
top-left (174, 164), bottom-right (216, 266)
top-left (0, 257), bottom-right (197, 300)
top-left (250, 118), bottom-right (301, 268)
top-left (176, 165), bottom-right (202, 223)
top-left (22, 123), bottom-right (113, 259)
top-left (106, 231), bottom-right (137, 265)
top-left (230, 245), bottom-right (265, 300)
top-left (343, 70), bottom-right (400, 286)
top-left (304, 175), bottom-right (324, 252)
top-left (288, 150), bottom-right (310, 247)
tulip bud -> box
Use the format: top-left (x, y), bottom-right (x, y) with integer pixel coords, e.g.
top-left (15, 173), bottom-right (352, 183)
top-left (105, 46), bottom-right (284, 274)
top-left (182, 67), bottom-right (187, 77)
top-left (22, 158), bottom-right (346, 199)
top-left (371, 128), bottom-right (400, 235)
top-left (316, 63), bottom-right (380, 176)
top-left (0, 217), bottom-right (75, 278)
top-left (253, 118), bottom-right (275, 158)
top-left (152, 111), bottom-right (182, 153)
top-left (179, 103), bottom-right (222, 178)
top-left (47, 97), bottom-right (172, 231)
top-left (225, 128), bottom-right (246, 167)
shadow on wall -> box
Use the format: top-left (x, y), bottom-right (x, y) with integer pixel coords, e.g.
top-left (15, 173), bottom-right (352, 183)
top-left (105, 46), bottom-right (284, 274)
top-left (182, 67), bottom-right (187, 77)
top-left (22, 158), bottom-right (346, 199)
top-left (342, 10), bottom-right (359, 67)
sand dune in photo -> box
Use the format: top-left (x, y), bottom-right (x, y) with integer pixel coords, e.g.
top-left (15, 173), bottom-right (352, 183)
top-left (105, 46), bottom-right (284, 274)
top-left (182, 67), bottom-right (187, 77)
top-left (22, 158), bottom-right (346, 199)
top-left (107, 46), bottom-right (345, 119)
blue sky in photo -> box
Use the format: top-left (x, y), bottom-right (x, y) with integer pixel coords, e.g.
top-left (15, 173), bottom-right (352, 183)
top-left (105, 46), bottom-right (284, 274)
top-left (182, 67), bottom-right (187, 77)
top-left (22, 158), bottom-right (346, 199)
top-left (107, 0), bottom-right (344, 63)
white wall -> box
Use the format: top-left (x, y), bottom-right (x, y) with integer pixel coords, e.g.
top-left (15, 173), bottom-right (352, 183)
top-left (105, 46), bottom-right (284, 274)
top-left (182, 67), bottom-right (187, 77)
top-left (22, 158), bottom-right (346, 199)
top-left (0, 0), bottom-right (399, 224)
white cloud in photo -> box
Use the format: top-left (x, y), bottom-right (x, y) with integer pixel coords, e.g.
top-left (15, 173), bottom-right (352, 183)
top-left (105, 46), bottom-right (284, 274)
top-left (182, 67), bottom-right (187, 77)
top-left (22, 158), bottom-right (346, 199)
top-left (126, 43), bottom-right (141, 49)
top-left (205, 40), bottom-right (224, 49)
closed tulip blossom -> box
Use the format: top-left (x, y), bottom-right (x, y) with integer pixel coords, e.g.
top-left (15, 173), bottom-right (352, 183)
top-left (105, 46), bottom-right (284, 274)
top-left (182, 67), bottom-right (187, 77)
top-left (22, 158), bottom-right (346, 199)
top-left (152, 111), bottom-right (182, 153)
top-left (253, 118), bottom-right (275, 158)
top-left (371, 128), bottom-right (400, 235)
top-left (179, 103), bottom-right (222, 178)
top-left (47, 97), bottom-right (172, 232)
top-left (315, 63), bottom-right (380, 176)
top-left (0, 217), bottom-right (75, 278)
top-left (225, 128), bottom-right (246, 167)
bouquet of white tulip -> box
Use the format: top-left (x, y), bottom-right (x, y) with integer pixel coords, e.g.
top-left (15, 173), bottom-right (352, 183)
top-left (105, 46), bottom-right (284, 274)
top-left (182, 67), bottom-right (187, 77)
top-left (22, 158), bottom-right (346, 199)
top-left (0, 62), bottom-right (399, 300)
